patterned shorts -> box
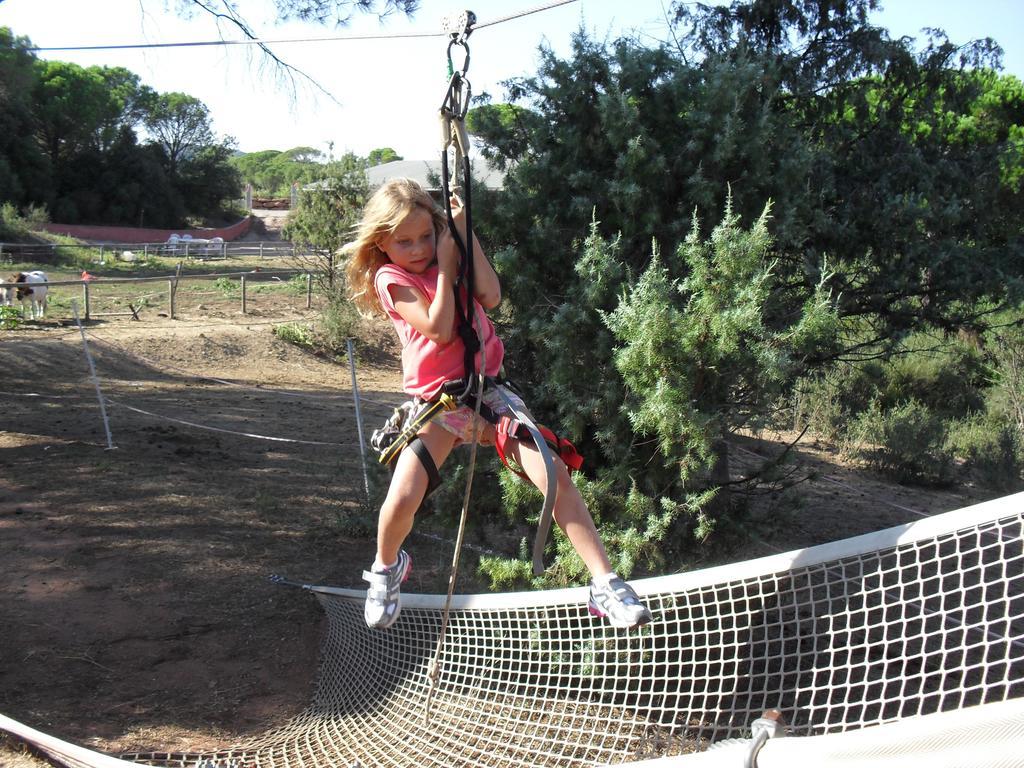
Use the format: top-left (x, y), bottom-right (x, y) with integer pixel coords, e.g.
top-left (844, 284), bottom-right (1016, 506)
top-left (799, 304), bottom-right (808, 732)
top-left (432, 384), bottom-right (531, 446)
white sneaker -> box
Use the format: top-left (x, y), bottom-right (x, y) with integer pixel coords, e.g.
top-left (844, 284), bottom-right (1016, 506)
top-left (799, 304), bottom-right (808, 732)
top-left (588, 576), bottom-right (653, 629)
top-left (362, 550), bottom-right (412, 629)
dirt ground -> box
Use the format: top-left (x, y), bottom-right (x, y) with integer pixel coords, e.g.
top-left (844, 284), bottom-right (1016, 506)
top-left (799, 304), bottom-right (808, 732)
top-left (0, 284), bottom-right (1003, 767)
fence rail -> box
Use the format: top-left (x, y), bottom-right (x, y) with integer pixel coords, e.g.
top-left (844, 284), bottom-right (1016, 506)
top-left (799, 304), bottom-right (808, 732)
top-left (0, 240), bottom-right (306, 263)
top-left (3, 270), bottom-right (315, 321)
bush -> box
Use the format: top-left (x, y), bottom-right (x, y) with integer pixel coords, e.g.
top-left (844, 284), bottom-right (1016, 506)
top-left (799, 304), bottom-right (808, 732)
top-left (0, 202), bottom-right (50, 242)
top-left (845, 399), bottom-right (953, 485)
top-left (792, 363), bottom-right (882, 440)
top-left (0, 306), bottom-right (21, 330)
top-left (212, 277), bottom-right (239, 297)
top-left (273, 322), bottom-right (315, 349)
top-left (0, 203), bottom-right (28, 241)
top-left (881, 336), bottom-right (987, 419)
top-left (320, 296), bottom-right (362, 350)
top-left (945, 414), bottom-right (1023, 490)
top-left (794, 332), bottom-right (992, 447)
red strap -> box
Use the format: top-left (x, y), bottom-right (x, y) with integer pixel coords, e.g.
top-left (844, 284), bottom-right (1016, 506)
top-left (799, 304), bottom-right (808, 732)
top-left (495, 416), bottom-right (584, 478)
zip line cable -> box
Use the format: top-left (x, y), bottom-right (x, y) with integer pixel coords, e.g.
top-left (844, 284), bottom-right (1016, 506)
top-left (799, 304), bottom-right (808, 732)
top-left (27, 0), bottom-right (579, 52)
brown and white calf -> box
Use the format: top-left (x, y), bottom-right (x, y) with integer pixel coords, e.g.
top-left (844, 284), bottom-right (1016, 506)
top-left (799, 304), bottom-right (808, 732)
top-left (7, 271), bottom-right (48, 319)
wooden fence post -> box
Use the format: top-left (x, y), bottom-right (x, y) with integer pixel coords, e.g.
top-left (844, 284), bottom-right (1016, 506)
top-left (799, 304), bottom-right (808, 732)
top-left (169, 279), bottom-right (175, 319)
top-left (306, 273), bottom-right (312, 309)
top-left (241, 275), bottom-right (247, 314)
top-left (83, 281), bottom-right (90, 320)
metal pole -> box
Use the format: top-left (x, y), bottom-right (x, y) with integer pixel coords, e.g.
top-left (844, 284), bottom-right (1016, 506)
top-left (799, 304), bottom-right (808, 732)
top-left (72, 300), bottom-right (115, 450)
top-left (347, 338), bottom-right (371, 498)
top-left (241, 275), bottom-right (247, 313)
top-left (306, 273), bottom-right (312, 309)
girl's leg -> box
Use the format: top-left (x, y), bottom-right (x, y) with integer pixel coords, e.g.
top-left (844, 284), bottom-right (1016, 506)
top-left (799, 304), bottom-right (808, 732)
top-left (375, 421), bottom-right (459, 567)
top-left (365, 421), bottom-right (460, 630)
top-left (501, 437), bottom-right (613, 578)
top-left (502, 435), bottom-right (653, 629)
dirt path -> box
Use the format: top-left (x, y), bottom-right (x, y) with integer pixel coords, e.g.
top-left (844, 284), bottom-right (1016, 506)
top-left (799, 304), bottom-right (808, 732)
top-left (0, 309), bottom-right (1002, 766)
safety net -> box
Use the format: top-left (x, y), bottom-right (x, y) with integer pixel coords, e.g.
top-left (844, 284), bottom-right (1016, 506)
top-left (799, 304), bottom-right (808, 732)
top-left (5, 493), bottom-right (1023, 767)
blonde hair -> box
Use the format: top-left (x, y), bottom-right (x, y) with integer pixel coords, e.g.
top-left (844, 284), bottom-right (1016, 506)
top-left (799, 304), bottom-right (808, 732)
top-left (344, 178), bottom-right (447, 315)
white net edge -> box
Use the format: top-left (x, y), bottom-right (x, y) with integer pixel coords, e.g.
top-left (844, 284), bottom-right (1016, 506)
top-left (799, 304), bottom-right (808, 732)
top-left (611, 696), bottom-right (1024, 768)
top-left (309, 490), bottom-right (1024, 609)
top-left (0, 713), bottom-right (138, 768)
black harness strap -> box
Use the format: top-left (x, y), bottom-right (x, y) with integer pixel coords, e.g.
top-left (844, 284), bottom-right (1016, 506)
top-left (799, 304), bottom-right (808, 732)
top-left (408, 436), bottom-right (442, 513)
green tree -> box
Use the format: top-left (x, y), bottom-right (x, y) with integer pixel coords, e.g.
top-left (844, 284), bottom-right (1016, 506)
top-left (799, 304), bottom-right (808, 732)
top-left (670, 0), bottom-right (1023, 339)
top-left (32, 60), bottom-right (117, 167)
top-left (230, 146), bottom-right (326, 195)
top-left (144, 92), bottom-right (215, 179)
top-left (0, 27), bottom-right (49, 207)
top-left (606, 201), bottom-right (837, 512)
top-left (481, 203), bottom-right (838, 585)
top-left (31, 60), bottom-right (157, 221)
top-left (465, 1), bottom-right (1022, 579)
top-left (367, 147), bottom-right (402, 166)
top-left (466, 101), bottom-right (542, 169)
top-left (178, 141), bottom-right (243, 220)
top-left (283, 152), bottom-right (368, 289)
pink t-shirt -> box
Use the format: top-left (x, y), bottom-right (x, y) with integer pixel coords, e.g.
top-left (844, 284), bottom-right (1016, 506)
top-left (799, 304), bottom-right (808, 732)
top-left (375, 263), bottom-right (504, 400)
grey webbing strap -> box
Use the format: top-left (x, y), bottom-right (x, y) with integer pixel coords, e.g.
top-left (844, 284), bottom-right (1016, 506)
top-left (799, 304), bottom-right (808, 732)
top-left (493, 386), bottom-right (556, 576)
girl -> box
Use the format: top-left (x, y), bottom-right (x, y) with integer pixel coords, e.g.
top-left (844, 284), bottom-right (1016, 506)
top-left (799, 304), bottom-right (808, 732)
top-left (345, 178), bottom-right (652, 630)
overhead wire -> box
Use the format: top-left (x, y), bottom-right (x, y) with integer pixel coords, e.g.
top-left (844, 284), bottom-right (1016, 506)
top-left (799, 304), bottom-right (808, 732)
top-left (27, 0), bottom-right (580, 53)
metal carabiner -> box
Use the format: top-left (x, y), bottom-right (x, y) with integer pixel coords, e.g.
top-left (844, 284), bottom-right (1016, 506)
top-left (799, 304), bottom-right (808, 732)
top-left (440, 68), bottom-right (472, 122)
top-left (446, 38), bottom-right (471, 80)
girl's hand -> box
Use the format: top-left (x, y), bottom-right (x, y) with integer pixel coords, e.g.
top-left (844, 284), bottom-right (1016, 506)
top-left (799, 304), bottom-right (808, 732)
top-left (435, 228), bottom-right (461, 278)
top-left (448, 194), bottom-right (468, 238)
top-left (449, 194), bottom-right (465, 222)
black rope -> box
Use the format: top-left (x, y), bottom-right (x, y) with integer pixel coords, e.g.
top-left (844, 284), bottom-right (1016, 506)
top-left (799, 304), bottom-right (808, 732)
top-left (439, 56), bottom-right (480, 400)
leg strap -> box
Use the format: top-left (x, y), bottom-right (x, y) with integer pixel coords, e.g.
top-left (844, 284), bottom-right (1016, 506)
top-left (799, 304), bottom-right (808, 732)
top-left (408, 436), bottom-right (441, 499)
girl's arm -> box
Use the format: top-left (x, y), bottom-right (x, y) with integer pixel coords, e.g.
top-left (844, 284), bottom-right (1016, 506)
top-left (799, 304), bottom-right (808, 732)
top-left (444, 197), bottom-right (501, 310)
top-left (388, 249), bottom-right (459, 345)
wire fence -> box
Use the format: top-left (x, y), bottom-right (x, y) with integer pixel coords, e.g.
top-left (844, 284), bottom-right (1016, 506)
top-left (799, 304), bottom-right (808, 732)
top-left (0, 239), bottom-right (305, 264)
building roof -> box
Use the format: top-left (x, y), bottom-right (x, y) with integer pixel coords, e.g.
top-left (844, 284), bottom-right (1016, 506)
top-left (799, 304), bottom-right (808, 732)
top-left (365, 158), bottom-right (505, 191)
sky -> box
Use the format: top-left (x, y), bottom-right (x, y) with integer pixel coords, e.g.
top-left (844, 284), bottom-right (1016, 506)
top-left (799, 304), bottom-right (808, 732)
top-left (1, 0), bottom-right (1022, 161)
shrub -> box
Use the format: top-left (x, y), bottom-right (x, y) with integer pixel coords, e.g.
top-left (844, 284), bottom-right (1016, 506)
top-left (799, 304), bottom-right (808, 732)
top-left (0, 306), bottom-right (21, 330)
top-left (881, 336), bottom-right (987, 419)
top-left (273, 322), bottom-right (316, 349)
top-left (0, 203), bottom-right (50, 242)
top-left (320, 296), bottom-right (362, 350)
top-left (21, 203), bottom-right (50, 229)
top-left (988, 322), bottom-right (1024, 438)
top-left (0, 203), bottom-right (28, 241)
top-left (945, 414), bottom-right (1023, 490)
top-left (212, 277), bottom-right (239, 296)
top-left (287, 273), bottom-right (310, 295)
top-left (792, 363), bottom-right (882, 440)
top-left (845, 399), bottom-right (953, 485)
